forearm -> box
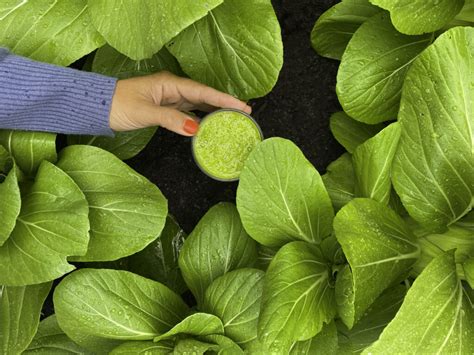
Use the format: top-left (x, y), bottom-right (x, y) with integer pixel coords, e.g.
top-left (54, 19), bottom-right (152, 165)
top-left (0, 49), bottom-right (116, 136)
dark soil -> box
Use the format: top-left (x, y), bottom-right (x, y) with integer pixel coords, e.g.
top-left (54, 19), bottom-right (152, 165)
top-left (128, 0), bottom-right (343, 233)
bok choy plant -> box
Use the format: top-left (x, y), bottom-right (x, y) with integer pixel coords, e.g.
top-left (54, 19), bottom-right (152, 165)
top-left (0, 1), bottom-right (472, 354)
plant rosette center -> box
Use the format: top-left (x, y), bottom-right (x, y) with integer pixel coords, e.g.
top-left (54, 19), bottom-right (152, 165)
top-left (193, 109), bottom-right (263, 181)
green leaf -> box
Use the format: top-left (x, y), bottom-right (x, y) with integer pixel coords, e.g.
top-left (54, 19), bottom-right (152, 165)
top-left (54, 269), bottom-right (189, 353)
top-left (329, 111), bottom-right (384, 154)
top-left (0, 0), bottom-right (104, 66)
top-left (127, 215), bottom-right (187, 294)
top-left (0, 130), bottom-right (57, 176)
top-left (258, 241), bottom-right (336, 352)
top-left (110, 340), bottom-right (173, 355)
top-left (178, 202), bottom-right (257, 306)
top-left (67, 128), bottom-right (157, 161)
top-left (452, 0), bottom-right (474, 24)
top-left (92, 44), bottom-right (184, 79)
top-left (465, 258), bottom-right (474, 289)
top-left (334, 198), bottom-right (419, 328)
top-left (153, 313), bottom-right (224, 342)
top-left (412, 223), bottom-right (474, 279)
top-left (353, 123), bottom-right (401, 205)
top-left (174, 338), bottom-right (219, 355)
top-left (290, 321), bottom-right (338, 355)
top-left (237, 138), bottom-right (334, 247)
top-left (311, 0), bottom-right (380, 60)
top-left (388, 188), bottom-right (408, 217)
top-left (0, 144), bottom-right (10, 172)
top-left (321, 235), bottom-right (345, 266)
top-left (199, 334), bottom-right (244, 354)
top-left (322, 153), bottom-right (355, 212)
top-left (87, 0), bottom-right (222, 60)
top-left (0, 282), bottom-right (52, 355)
top-left (0, 165), bottom-right (20, 246)
top-left (167, 0), bottom-right (283, 100)
top-left (458, 210), bottom-right (474, 230)
top-left (0, 161), bottom-right (89, 286)
top-left (369, 0), bottom-right (465, 35)
top-left (336, 13), bottom-right (432, 124)
top-left (202, 268), bottom-right (265, 346)
top-left (337, 285), bottom-right (406, 353)
top-left (392, 27), bottom-right (474, 232)
top-left (56, 145), bottom-right (168, 261)
top-left (366, 252), bottom-right (474, 354)
top-left (24, 315), bottom-right (93, 354)
top-left (256, 245), bottom-right (278, 271)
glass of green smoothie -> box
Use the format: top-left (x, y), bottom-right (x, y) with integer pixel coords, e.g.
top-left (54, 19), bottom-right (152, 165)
top-left (192, 109), bottom-right (263, 181)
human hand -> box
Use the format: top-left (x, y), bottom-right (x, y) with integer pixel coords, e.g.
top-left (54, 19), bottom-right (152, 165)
top-left (109, 71), bottom-right (252, 136)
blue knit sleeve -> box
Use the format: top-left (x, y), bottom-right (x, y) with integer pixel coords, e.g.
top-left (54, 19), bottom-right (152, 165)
top-left (0, 49), bottom-right (117, 136)
top-left (0, 48), bottom-right (8, 60)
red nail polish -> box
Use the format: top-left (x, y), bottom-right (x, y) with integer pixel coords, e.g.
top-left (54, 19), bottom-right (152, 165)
top-left (184, 119), bottom-right (199, 135)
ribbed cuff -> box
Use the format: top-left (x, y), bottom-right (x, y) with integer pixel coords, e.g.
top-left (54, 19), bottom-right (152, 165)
top-left (0, 50), bottom-right (117, 136)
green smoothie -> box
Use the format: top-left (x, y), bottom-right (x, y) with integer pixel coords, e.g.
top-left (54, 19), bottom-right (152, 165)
top-left (193, 110), bottom-right (263, 181)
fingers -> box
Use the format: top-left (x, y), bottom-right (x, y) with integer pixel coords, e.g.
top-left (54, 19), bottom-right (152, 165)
top-left (139, 104), bottom-right (200, 137)
top-left (170, 75), bottom-right (252, 114)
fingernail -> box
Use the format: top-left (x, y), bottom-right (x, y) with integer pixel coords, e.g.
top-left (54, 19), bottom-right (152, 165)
top-left (183, 119), bottom-right (199, 135)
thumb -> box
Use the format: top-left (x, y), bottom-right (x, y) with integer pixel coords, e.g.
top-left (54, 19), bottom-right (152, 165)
top-left (142, 105), bottom-right (200, 137)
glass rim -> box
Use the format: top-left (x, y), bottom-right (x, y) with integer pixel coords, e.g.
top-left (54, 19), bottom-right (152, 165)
top-left (191, 108), bottom-right (264, 182)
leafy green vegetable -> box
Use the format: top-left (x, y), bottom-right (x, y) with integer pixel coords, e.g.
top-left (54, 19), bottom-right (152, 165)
top-left (0, 161), bottom-right (89, 286)
top-left (451, 0), bottom-right (474, 25)
top-left (199, 334), bottom-right (244, 354)
top-left (87, 0), bottom-right (222, 60)
top-left (92, 44), bottom-right (184, 79)
top-left (465, 258), bottom-right (474, 288)
top-left (258, 241), bottom-right (335, 352)
top-left (336, 13), bottom-right (432, 123)
top-left (0, 282), bottom-right (52, 355)
top-left (412, 223), bottom-right (474, 279)
top-left (322, 153), bottom-right (355, 212)
top-left (127, 215), bottom-right (187, 294)
top-left (174, 338), bottom-right (219, 354)
top-left (256, 245), bottom-right (278, 271)
top-left (392, 27), bottom-right (473, 232)
top-left (334, 198), bottom-right (419, 328)
top-left (67, 128), bottom-right (157, 161)
top-left (0, 144), bottom-right (10, 172)
top-left (353, 123), bottom-right (401, 204)
top-left (153, 313), bottom-right (224, 342)
top-left (0, 0), bottom-right (104, 66)
top-left (337, 285), bottom-right (406, 353)
top-left (203, 268), bottom-right (265, 346)
top-left (366, 252), bottom-right (474, 354)
top-left (167, 0), bottom-right (283, 100)
top-left (54, 269), bottom-right (189, 353)
top-left (24, 315), bottom-right (92, 354)
top-left (458, 211), bottom-right (474, 230)
top-left (237, 138), bottom-right (334, 247)
top-left (57, 145), bottom-right (167, 261)
top-left (179, 203), bottom-right (257, 306)
top-left (329, 111), bottom-right (384, 153)
top-left (311, 0), bottom-right (380, 60)
top-left (0, 130), bottom-right (57, 176)
top-left (369, 0), bottom-right (465, 35)
top-left (290, 321), bottom-right (338, 355)
top-left (0, 164), bottom-right (20, 246)
top-left (110, 340), bottom-right (173, 355)
top-left (321, 235), bottom-right (345, 266)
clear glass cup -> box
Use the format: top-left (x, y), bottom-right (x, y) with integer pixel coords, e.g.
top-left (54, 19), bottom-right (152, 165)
top-left (192, 108), bottom-right (264, 182)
